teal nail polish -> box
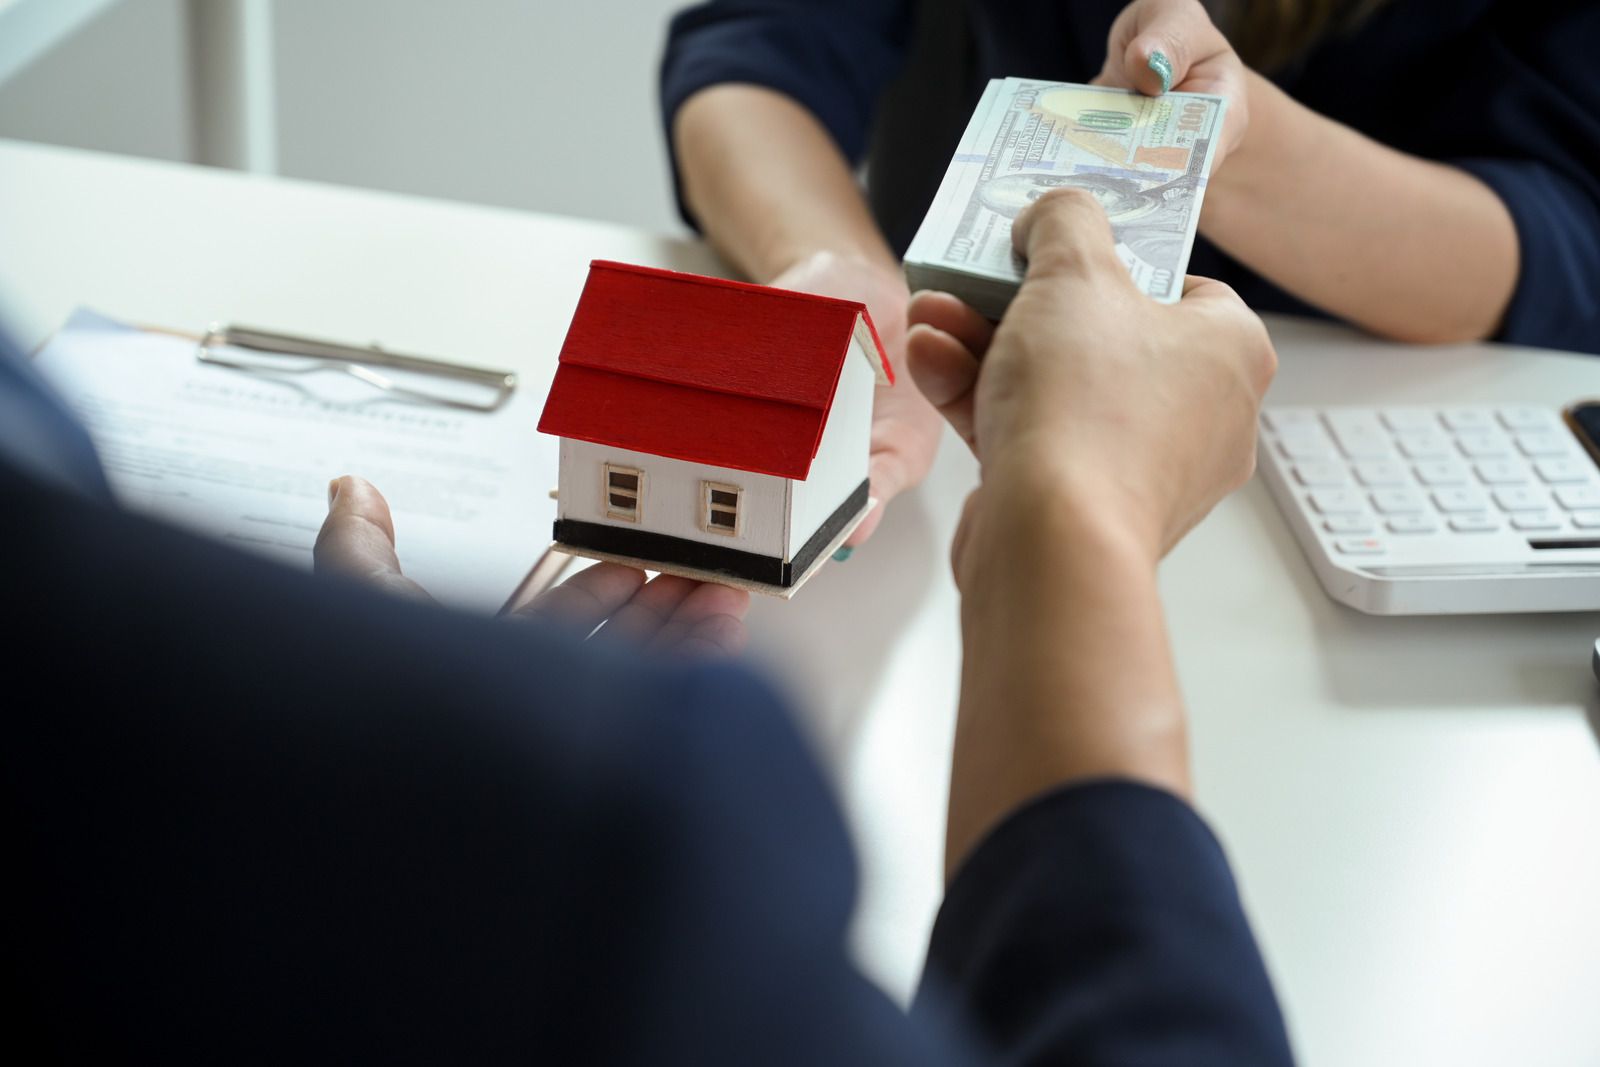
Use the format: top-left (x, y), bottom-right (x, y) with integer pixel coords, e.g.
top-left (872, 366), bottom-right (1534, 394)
top-left (1147, 50), bottom-right (1173, 94)
top-left (832, 546), bottom-right (854, 563)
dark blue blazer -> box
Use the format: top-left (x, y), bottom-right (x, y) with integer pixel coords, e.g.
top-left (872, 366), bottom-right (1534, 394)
top-left (2, 332), bottom-right (1291, 1063)
top-left (661, 0), bottom-right (1600, 353)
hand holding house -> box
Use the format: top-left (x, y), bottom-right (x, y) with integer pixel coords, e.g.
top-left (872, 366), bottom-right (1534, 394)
top-left (538, 261), bottom-right (894, 597)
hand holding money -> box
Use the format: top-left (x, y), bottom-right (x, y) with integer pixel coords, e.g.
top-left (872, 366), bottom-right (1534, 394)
top-left (905, 188), bottom-right (1276, 873)
top-left (908, 184), bottom-right (1275, 563)
top-left (904, 78), bottom-right (1226, 317)
top-left (1093, 0), bottom-right (1248, 169)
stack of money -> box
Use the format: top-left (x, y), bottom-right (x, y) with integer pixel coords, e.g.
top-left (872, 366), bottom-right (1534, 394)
top-left (904, 78), bottom-right (1227, 317)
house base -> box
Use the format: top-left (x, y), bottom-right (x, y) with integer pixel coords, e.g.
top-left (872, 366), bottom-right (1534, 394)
top-left (553, 485), bottom-right (874, 599)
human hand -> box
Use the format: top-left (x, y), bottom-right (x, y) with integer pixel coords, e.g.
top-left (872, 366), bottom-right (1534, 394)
top-left (907, 187), bottom-right (1274, 577)
top-left (315, 476), bottom-right (751, 656)
top-left (768, 251), bottom-right (943, 550)
top-left (906, 187), bottom-right (1275, 877)
top-left (1093, 0), bottom-right (1249, 171)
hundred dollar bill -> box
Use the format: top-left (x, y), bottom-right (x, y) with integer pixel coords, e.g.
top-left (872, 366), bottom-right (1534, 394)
top-left (904, 78), bottom-right (1226, 316)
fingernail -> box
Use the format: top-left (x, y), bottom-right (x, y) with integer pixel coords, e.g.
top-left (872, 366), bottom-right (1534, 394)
top-left (832, 546), bottom-right (854, 563)
top-left (1148, 50), bottom-right (1173, 94)
top-left (327, 477), bottom-right (341, 507)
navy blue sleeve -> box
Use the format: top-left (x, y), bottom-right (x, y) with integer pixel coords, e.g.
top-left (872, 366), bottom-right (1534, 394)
top-left (1447, 1), bottom-right (1600, 351)
top-left (659, 0), bottom-right (915, 227)
top-left (2, 467), bottom-right (975, 1064)
top-left (0, 326), bottom-right (111, 501)
top-left (914, 781), bottom-right (1296, 1066)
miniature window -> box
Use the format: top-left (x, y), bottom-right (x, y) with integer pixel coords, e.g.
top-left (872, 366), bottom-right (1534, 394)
top-left (604, 464), bottom-right (642, 521)
top-left (703, 482), bottom-right (741, 536)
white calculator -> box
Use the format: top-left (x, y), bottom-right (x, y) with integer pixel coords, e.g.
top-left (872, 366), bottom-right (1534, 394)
top-left (1259, 404), bottom-right (1600, 614)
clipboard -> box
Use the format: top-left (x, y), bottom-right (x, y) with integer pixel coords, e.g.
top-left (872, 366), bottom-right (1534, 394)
top-left (188, 322), bottom-right (571, 605)
top-left (196, 323), bottom-right (519, 412)
top-left (33, 307), bottom-right (566, 612)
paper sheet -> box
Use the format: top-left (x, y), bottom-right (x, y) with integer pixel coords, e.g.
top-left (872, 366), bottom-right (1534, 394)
top-left (34, 309), bottom-right (557, 612)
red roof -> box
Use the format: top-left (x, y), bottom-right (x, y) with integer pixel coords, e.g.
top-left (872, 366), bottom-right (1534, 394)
top-left (537, 261), bottom-right (892, 480)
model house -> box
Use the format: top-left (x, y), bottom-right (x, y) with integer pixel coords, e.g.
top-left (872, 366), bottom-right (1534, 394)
top-left (537, 260), bottom-right (893, 596)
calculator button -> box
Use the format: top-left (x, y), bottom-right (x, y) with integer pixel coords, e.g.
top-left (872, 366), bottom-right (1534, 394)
top-left (1397, 433), bottom-right (1453, 460)
top-left (1293, 462), bottom-right (1348, 487)
top-left (1308, 489), bottom-right (1367, 514)
top-left (1555, 486), bottom-right (1600, 511)
top-left (1386, 515), bottom-right (1438, 534)
top-left (1325, 415), bottom-right (1390, 459)
top-left (1278, 433), bottom-right (1338, 461)
top-left (1371, 489), bottom-right (1426, 514)
top-left (1534, 458), bottom-right (1593, 484)
top-left (1334, 433), bottom-right (1394, 460)
top-left (1573, 511), bottom-right (1600, 530)
top-left (1499, 407), bottom-right (1553, 432)
top-left (1414, 462), bottom-right (1469, 487)
top-left (1442, 408), bottom-right (1495, 432)
top-left (1324, 515), bottom-right (1374, 534)
top-left (1449, 515), bottom-right (1501, 533)
top-left (1516, 433), bottom-right (1569, 457)
top-left (1352, 461), bottom-right (1407, 487)
top-left (1473, 460), bottom-right (1529, 485)
top-left (1492, 487), bottom-right (1548, 512)
top-left (1432, 488), bottom-right (1490, 513)
top-left (1324, 411), bottom-right (1384, 435)
top-left (1261, 409), bottom-right (1320, 433)
top-left (1455, 433), bottom-right (1512, 459)
top-left (1511, 511), bottom-right (1563, 531)
top-left (1381, 409), bottom-right (1438, 433)
top-left (1335, 536), bottom-right (1386, 555)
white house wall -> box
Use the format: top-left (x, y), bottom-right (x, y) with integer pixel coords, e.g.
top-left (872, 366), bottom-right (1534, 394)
top-left (559, 439), bottom-right (789, 558)
top-left (787, 334), bottom-right (875, 556)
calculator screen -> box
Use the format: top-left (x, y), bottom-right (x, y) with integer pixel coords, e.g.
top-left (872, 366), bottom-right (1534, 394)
top-left (1568, 402), bottom-right (1600, 464)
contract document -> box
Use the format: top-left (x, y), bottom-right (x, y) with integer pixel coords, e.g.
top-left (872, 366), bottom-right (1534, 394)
top-left (34, 309), bottom-right (556, 612)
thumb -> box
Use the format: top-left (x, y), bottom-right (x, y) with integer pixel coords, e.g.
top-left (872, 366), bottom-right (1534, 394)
top-left (1124, 30), bottom-right (1180, 96)
top-left (1011, 187), bottom-right (1127, 286)
top-left (313, 475), bottom-right (432, 601)
top-left (1118, 0), bottom-right (1217, 95)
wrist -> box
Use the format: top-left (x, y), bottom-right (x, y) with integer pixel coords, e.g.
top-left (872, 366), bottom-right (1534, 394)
top-left (1206, 68), bottom-right (1287, 207)
top-left (764, 245), bottom-right (904, 289)
top-left (956, 483), bottom-right (1154, 626)
top-left (977, 446), bottom-right (1165, 565)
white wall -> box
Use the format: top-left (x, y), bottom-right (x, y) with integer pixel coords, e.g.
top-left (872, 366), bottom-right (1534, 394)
top-left (789, 333), bottom-right (877, 550)
top-left (0, 0), bottom-right (192, 163)
top-left (559, 438), bottom-right (789, 559)
top-left (270, 0), bottom-right (690, 233)
top-left (0, 0), bottom-right (693, 234)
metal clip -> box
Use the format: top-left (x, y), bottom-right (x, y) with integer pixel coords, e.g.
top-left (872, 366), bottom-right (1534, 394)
top-left (196, 324), bottom-right (518, 412)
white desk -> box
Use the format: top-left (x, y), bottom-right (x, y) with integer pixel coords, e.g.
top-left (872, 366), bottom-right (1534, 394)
top-left (4, 138), bottom-right (1599, 1067)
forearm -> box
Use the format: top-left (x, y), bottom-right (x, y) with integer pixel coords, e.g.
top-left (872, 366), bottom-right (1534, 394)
top-left (946, 478), bottom-right (1190, 880)
top-left (672, 84), bottom-right (898, 281)
top-left (1203, 71), bottom-right (1519, 344)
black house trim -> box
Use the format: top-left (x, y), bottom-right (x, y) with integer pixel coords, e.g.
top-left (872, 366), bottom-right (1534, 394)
top-left (787, 478), bottom-right (870, 582)
top-left (554, 478), bottom-right (869, 587)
